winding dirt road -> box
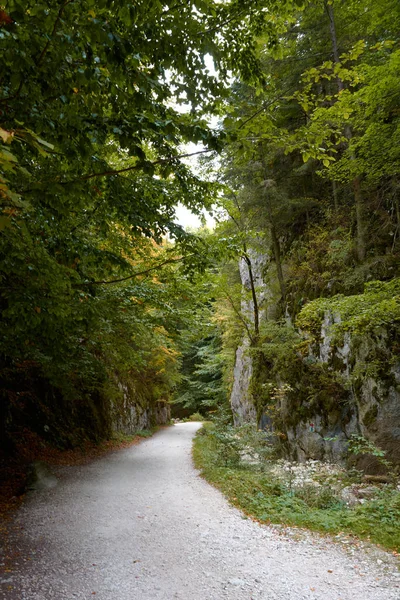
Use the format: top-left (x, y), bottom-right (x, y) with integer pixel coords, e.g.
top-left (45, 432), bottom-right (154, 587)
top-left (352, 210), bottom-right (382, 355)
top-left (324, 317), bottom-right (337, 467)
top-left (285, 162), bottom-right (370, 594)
top-left (1, 423), bottom-right (399, 599)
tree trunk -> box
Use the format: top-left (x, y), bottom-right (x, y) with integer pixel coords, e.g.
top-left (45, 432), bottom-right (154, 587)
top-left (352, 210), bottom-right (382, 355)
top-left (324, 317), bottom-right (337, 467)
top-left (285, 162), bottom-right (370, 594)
top-left (332, 178), bottom-right (339, 211)
top-left (242, 244), bottom-right (260, 341)
top-left (393, 192), bottom-right (400, 253)
top-left (225, 194), bottom-right (260, 342)
top-left (325, 1), bottom-right (344, 92)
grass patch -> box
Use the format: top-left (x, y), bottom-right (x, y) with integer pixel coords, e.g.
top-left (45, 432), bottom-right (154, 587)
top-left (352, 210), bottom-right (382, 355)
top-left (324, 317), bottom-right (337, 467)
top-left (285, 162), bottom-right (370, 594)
top-left (193, 424), bottom-right (400, 552)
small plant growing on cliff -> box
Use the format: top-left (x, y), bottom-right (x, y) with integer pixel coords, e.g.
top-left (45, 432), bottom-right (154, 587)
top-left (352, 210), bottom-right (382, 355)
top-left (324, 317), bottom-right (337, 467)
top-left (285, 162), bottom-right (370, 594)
top-left (267, 383), bottom-right (294, 403)
top-left (348, 435), bottom-right (386, 460)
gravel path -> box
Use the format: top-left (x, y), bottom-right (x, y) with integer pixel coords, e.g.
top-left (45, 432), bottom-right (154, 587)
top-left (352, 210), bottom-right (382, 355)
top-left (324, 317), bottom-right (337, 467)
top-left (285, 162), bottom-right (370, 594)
top-left (1, 423), bottom-right (399, 599)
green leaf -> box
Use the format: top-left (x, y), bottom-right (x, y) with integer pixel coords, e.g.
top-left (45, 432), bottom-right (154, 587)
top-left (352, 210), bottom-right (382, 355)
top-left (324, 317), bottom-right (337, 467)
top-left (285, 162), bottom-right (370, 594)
top-left (0, 216), bottom-right (12, 231)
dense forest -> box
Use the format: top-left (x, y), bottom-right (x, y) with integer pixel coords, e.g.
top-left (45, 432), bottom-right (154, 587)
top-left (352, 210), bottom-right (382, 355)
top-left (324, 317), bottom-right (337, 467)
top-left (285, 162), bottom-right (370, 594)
top-left (1, 0), bottom-right (399, 477)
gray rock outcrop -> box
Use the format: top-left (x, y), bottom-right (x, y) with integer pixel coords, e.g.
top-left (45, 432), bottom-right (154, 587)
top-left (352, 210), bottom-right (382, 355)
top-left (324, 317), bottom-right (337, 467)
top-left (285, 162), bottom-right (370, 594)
top-left (276, 315), bottom-right (400, 467)
top-left (111, 376), bottom-right (170, 434)
top-left (230, 251), bottom-right (267, 425)
top-left (230, 256), bottom-right (400, 466)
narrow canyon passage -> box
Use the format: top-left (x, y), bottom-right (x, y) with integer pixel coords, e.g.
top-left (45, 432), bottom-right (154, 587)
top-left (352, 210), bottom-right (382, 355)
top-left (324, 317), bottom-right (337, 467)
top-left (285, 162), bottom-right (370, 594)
top-left (1, 423), bottom-right (398, 600)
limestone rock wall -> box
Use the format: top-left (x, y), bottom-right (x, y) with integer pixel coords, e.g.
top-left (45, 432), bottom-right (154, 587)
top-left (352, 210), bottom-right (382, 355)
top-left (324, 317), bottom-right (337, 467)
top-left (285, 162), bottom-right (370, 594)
top-left (229, 247), bottom-right (400, 466)
top-left (230, 251), bottom-right (267, 425)
top-left (276, 315), bottom-right (400, 467)
top-left (230, 338), bottom-right (257, 425)
top-left (111, 377), bottom-right (170, 434)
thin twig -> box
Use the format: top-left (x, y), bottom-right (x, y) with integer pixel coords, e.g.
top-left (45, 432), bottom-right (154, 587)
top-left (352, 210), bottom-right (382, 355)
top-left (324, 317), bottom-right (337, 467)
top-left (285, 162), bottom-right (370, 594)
top-left (36, 0), bottom-right (75, 67)
top-left (223, 290), bottom-right (255, 344)
top-left (161, 2), bottom-right (187, 16)
top-left (54, 149), bottom-right (214, 187)
top-left (238, 86), bottom-right (296, 130)
top-left (200, 8), bottom-right (247, 36)
top-left (73, 256), bottom-right (184, 287)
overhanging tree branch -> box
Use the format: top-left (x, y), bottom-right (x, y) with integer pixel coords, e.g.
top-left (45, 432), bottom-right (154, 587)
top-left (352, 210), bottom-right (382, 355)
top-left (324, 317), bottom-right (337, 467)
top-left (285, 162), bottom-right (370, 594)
top-left (200, 8), bottom-right (247, 36)
top-left (72, 149), bottom-right (213, 182)
top-left (73, 256), bottom-right (185, 287)
top-left (19, 149), bottom-right (216, 193)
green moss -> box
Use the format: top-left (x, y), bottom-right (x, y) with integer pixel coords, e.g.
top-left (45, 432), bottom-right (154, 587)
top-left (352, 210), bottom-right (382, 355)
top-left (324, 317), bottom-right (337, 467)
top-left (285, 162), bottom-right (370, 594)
top-left (297, 278), bottom-right (400, 340)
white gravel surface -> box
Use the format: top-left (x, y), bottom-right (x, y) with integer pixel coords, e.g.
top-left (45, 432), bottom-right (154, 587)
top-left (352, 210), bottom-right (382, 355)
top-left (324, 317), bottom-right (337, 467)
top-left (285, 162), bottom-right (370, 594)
top-left (1, 422), bottom-right (399, 599)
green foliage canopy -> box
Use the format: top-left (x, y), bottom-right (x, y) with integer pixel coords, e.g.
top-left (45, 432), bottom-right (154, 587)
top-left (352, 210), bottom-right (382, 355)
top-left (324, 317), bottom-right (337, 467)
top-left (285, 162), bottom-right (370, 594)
top-left (0, 0), bottom-right (285, 443)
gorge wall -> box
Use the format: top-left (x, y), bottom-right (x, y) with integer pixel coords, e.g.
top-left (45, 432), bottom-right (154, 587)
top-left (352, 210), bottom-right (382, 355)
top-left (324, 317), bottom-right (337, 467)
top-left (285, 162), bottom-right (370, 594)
top-left (229, 254), bottom-right (400, 469)
top-left (1, 366), bottom-right (170, 455)
top-left (112, 376), bottom-right (171, 434)
top-left (230, 251), bottom-right (267, 425)
top-left (278, 319), bottom-right (400, 468)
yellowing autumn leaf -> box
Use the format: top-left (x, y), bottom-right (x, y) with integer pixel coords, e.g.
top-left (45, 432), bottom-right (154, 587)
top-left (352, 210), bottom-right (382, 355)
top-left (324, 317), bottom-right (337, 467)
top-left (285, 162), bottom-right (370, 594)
top-left (0, 127), bottom-right (14, 144)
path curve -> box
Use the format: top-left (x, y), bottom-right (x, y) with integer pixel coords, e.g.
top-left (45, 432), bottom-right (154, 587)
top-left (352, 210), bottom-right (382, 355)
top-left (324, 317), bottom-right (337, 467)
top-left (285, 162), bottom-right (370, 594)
top-left (1, 423), bottom-right (399, 599)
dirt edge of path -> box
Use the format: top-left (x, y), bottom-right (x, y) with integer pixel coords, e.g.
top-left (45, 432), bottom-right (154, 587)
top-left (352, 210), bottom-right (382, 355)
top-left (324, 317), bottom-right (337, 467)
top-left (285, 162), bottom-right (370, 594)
top-left (0, 426), bottom-right (168, 520)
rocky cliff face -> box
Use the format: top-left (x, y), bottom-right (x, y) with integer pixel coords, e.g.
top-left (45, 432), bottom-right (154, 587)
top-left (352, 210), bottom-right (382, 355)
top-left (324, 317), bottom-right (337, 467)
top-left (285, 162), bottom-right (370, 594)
top-left (230, 251), bottom-right (267, 425)
top-left (230, 338), bottom-right (257, 425)
top-left (1, 365), bottom-right (171, 457)
top-left (273, 317), bottom-right (400, 468)
top-left (112, 377), bottom-right (170, 434)
top-left (229, 254), bottom-right (400, 468)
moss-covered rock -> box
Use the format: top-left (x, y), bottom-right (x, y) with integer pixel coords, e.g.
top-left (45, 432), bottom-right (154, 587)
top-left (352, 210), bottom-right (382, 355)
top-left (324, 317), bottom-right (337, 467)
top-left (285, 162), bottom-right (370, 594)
top-left (230, 279), bottom-right (400, 468)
